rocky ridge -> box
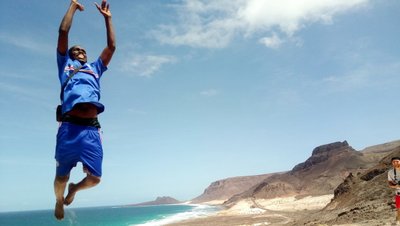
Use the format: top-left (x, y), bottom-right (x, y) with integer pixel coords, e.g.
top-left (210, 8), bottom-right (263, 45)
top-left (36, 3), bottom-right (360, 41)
top-left (167, 140), bottom-right (400, 226)
top-left (130, 196), bottom-right (181, 206)
top-left (291, 144), bottom-right (400, 225)
top-left (191, 173), bottom-right (278, 204)
top-left (191, 141), bottom-right (398, 209)
top-left (222, 141), bottom-right (380, 207)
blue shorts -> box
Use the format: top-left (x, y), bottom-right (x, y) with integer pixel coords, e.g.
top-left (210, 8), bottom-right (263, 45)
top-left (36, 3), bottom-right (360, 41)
top-left (55, 122), bottom-right (103, 177)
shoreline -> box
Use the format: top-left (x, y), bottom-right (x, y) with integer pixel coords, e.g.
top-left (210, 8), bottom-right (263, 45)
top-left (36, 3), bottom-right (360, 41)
top-left (135, 203), bottom-right (221, 226)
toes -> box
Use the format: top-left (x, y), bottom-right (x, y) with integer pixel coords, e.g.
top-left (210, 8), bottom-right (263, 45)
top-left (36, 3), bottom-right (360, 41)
top-left (64, 183), bottom-right (76, 205)
top-left (54, 202), bottom-right (64, 220)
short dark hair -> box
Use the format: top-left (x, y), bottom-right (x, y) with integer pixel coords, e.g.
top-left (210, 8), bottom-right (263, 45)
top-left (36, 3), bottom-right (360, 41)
top-left (391, 157), bottom-right (400, 162)
top-left (68, 45), bottom-right (79, 57)
top-left (68, 45), bottom-right (86, 56)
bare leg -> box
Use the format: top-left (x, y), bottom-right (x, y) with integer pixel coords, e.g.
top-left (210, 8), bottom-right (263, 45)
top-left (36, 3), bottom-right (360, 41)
top-left (54, 175), bottom-right (69, 220)
top-left (64, 174), bottom-right (101, 205)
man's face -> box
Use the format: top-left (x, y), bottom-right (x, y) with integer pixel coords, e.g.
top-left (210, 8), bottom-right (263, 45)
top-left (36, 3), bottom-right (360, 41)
top-left (70, 46), bottom-right (87, 63)
top-left (392, 159), bottom-right (400, 168)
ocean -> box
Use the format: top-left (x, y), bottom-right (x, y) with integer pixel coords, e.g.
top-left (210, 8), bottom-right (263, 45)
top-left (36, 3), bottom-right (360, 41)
top-left (0, 204), bottom-right (219, 226)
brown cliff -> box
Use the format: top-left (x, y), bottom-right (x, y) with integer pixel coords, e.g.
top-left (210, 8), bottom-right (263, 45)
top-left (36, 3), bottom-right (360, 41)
top-left (223, 141), bottom-right (379, 207)
top-left (191, 173), bottom-right (278, 204)
top-left (291, 143), bottom-right (400, 225)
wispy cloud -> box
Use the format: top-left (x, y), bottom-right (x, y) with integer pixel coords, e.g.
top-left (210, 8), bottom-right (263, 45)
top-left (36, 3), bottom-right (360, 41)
top-left (151, 0), bottom-right (369, 49)
top-left (259, 33), bottom-right (284, 49)
top-left (200, 89), bottom-right (219, 97)
top-left (322, 61), bottom-right (400, 90)
top-left (127, 108), bottom-right (147, 115)
top-left (0, 32), bottom-right (53, 54)
top-left (0, 80), bottom-right (54, 109)
top-left (0, 81), bottom-right (40, 100)
top-left (120, 54), bottom-right (177, 77)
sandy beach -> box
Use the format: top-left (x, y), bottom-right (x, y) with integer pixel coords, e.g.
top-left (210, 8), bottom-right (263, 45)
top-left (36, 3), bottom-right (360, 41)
top-left (166, 195), bottom-right (334, 226)
top-left (167, 194), bottom-right (398, 226)
top-left (167, 193), bottom-right (399, 226)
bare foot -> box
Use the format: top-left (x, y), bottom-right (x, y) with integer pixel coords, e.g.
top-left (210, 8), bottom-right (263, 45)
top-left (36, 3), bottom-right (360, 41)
top-left (54, 200), bottom-right (64, 220)
top-left (64, 183), bottom-right (77, 206)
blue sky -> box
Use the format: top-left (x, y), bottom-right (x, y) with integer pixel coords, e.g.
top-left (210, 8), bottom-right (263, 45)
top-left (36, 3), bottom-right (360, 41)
top-left (0, 0), bottom-right (399, 212)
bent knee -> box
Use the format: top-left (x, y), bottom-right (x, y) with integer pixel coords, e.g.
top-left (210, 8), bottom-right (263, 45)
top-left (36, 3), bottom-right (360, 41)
top-left (55, 175), bottom-right (70, 183)
top-left (88, 175), bottom-right (101, 185)
top-left (93, 177), bottom-right (101, 185)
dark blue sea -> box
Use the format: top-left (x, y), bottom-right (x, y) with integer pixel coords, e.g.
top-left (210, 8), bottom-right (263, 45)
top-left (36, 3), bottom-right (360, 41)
top-left (0, 205), bottom-right (219, 226)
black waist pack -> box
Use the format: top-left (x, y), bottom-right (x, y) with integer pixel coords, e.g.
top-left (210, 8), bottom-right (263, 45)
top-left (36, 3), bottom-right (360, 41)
top-left (62, 114), bottom-right (101, 128)
top-left (56, 105), bottom-right (62, 122)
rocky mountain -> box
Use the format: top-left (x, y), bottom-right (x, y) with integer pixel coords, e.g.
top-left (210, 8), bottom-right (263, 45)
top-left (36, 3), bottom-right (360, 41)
top-left (190, 139), bottom-right (400, 223)
top-left (360, 140), bottom-right (400, 154)
top-left (130, 196), bottom-right (181, 206)
top-left (168, 140), bottom-right (400, 225)
top-left (191, 173), bottom-right (279, 204)
top-left (223, 141), bottom-right (382, 207)
top-left (291, 142), bottom-right (400, 225)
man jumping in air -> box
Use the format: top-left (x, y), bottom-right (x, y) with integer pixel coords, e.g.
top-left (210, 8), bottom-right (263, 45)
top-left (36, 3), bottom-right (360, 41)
top-left (54, 0), bottom-right (115, 220)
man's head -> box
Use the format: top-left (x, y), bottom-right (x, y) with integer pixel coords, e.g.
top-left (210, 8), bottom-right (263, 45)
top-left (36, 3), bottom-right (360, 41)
top-left (392, 157), bottom-right (400, 168)
top-left (68, 45), bottom-right (87, 64)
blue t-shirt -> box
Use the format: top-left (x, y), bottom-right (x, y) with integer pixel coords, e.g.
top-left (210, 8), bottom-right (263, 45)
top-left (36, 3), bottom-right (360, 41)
top-left (57, 51), bottom-right (107, 114)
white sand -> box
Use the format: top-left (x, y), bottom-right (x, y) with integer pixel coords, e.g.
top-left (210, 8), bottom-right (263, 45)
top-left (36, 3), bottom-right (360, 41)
top-left (220, 194), bottom-right (334, 216)
top-left (256, 194), bottom-right (334, 211)
top-left (169, 195), bottom-right (395, 226)
top-left (195, 200), bottom-right (227, 205)
top-left (220, 199), bottom-right (266, 215)
top-left (168, 195), bottom-right (335, 226)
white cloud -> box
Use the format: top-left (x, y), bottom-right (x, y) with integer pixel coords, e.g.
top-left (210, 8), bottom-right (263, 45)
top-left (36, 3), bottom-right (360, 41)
top-left (200, 89), bottom-right (219, 97)
top-left (120, 54), bottom-right (177, 77)
top-left (259, 33), bottom-right (283, 49)
top-left (151, 0), bottom-right (369, 49)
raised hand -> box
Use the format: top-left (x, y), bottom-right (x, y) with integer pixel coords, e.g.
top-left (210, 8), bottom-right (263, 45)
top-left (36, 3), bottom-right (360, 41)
top-left (95, 0), bottom-right (112, 18)
top-left (71, 0), bottom-right (84, 11)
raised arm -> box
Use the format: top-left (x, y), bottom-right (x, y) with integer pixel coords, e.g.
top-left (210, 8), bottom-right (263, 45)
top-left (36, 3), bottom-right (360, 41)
top-left (57, 0), bottom-right (84, 55)
top-left (95, 0), bottom-right (116, 67)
